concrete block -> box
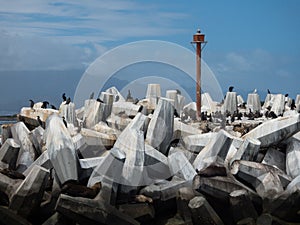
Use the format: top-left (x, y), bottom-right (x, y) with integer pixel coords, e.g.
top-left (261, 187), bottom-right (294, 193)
top-left (270, 94), bottom-right (285, 116)
top-left (262, 148), bottom-right (285, 172)
top-left (0, 138), bottom-right (20, 170)
top-left (183, 132), bottom-right (217, 153)
top-left (112, 101), bottom-right (142, 117)
top-left (223, 92), bottom-right (237, 114)
top-left (286, 136), bottom-right (300, 178)
top-left (247, 93), bottom-right (261, 113)
top-left (146, 83), bottom-right (161, 110)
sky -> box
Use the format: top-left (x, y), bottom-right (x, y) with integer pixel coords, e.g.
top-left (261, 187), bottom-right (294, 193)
top-left (0, 0), bottom-right (299, 113)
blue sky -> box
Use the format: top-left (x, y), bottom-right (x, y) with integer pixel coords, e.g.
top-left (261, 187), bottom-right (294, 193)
top-left (0, 0), bottom-right (299, 112)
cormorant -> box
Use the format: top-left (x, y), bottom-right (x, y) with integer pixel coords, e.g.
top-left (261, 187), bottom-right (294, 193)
top-left (41, 101), bottom-right (49, 109)
top-left (291, 99), bottom-right (296, 110)
top-left (62, 93), bottom-right (67, 102)
top-left (89, 92), bottom-right (94, 99)
top-left (50, 104), bottom-right (57, 110)
top-left (62, 116), bottom-right (68, 128)
top-left (285, 93), bottom-right (289, 97)
top-left (37, 116), bottom-right (43, 127)
top-left (267, 89), bottom-right (271, 94)
top-left (115, 95), bottom-right (120, 102)
top-left (65, 97), bottom-right (71, 105)
top-left (96, 98), bottom-right (104, 103)
top-left (228, 86), bottom-right (234, 92)
top-left (29, 99), bottom-right (34, 108)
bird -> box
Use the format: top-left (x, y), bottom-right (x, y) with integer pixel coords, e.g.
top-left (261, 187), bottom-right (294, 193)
top-left (96, 98), bottom-right (104, 103)
top-left (228, 86), bottom-right (234, 92)
top-left (62, 116), bottom-right (68, 128)
top-left (115, 95), bottom-right (120, 102)
top-left (29, 99), bottom-right (35, 108)
top-left (89, 92), bottom-right (94, 99)
top-left (50, 104), bottom-right (57, 110)
top-left (267, 89), bottom-right (271, 94)
top-left (65, 97), bottom-right (71, 105)
top-left (41, 101), bottom-right (49, 109)
top-left (253, 89), bottom-right (257, 93)
top-left (62, 93), bottom-right (67, 102)
top-left (285, 93), bottom-right (289, 97)
top-left (37, 116), bottom-right (44, 128)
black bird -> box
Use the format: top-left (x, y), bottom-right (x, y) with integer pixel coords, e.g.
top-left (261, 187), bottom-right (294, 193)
top-left (89, 92), bottom-right (94, 99)
top-left (115, 95), bottom-right (120, 102)
top-left (50, 104), bottom-right (57, 110)
top-left (29, 99), bottom-right (34, 108)
top-left (96, 98), bottom-right (104, 103)
top-left (291, 99), bottom-right (296, 110)
top-left (267, 89), bottom-right (271, 94)
top-left (65, 97), bottom-right (71, 105)
top-left (62, 116), bottom-right (68, 128)
top-left (41, 101), bottom-right (49, 109)
top-left (37, 116), bottom-right (43, 127)
top-left (62, 93), bottom-right (67, 102)
top-left (228, 86), bottom-right (234, 92)
top-left (285, 93), bottom-right (289, 97)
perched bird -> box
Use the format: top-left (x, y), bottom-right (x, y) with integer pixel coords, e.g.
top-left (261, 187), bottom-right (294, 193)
top-left (65, 97), bottom-right (71, 105)
top-left (267, 89), bottom-right (271, 94)
top-left (41, 101), bottom-right (49, 109)
top-left (96, 98), bottom-right (104, 103)
top-left (62, 93), bottom-right (67, 102)
top-left (37, 116), bottom-right (44, 128)
top-left (29, 99), bottom-right (35, 108)
top-left (228, 86), bottom-right (234, 92)
top-left (62, 116), bottom-right (68, 128)
top-left (285, 93), bottom-right (289, 97)
top-left (253, 88), bottom-right (257, 94)
top-left (89, 92), bottom-right (94, 99)
top-left (115, 95), bottom-right (120, 102)
top-left (50, 104), bottom-right (57, 110)
top-left (291, 99), bottom-right (296, 110)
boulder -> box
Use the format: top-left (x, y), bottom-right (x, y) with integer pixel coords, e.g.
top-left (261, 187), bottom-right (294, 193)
top-left (146, 98), bottom-right (174, 155)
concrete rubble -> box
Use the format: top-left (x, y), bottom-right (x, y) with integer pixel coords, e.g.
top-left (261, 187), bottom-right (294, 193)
top-left (0, 85), bottom-right (299, 224)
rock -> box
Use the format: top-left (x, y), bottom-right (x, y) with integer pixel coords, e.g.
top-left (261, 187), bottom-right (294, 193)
top-left (231, 160), bottom-right (291, 198)
top-left (1, 123), bottom-right (13, 144)
top-left (247, 93), bottom-right (261, 113)
top-left (43, 115), bottom-right (78, 185)
top-left (286, 136), bottom-right (300, 178)
top-left (183, 132), bottom-right (217, 153)
top-left (107, 113), bottom-right (132, 131)
top-left (105, 86), bottom-right (126, 102)
top-left (140, 177), bottom-right (190, 201)
top-left (188, 196), bottom-right (224, 225)
top-left (193, 130), bottom-right (233, 172)
top-left (229, 189), bottom-right (258, 223)
top-left (9, 165), bottom-right (49, 218)
top-left (262, 148), bottom-right (286, 172)
top-left (168, 150), bottom-right (196, 181)
top-left (23, 151), bottom-right (52, 176)
top-left (11, 122), bottom-right (36, 172)
top-left (146, 83), bottom-right (161, 110)
top-left (29, 126), bottom-right (44, 155)
top-left (270, 94), bottom-right (285, 116)
top-left (231, 137), bottom-right (261, 163)
top-left (79, 128), bottom-right (116, 158)
top-left (242, 114), bottom-right (300, 148)
top-left (59, 102), bottom-right (77, 126)
top-left (223, 92), bottom-right (237, 114)
top-left (56, 194), bottom-right (140, 225)
top-left (176, 187), bottom-right (195, 224)
top-left (0, 138), bottom-right (20, 170)
top-left (112, 101), bottom-right (142, 117)
top-left (146, 98), bottom-right (174, 155)
top-left (173, 118), bottom-right (202, 141)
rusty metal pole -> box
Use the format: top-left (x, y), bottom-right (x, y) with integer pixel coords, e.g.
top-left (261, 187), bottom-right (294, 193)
top-left (192, 29), bottom-right (206, 120)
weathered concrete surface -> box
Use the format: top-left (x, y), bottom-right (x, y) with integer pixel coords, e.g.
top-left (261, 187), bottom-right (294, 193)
top-left (105, 86), bottom-right (125, 102)
top-left (168, 151), bottom-right (196, 181)
top-left (112, 101), bottom-right (142, 117)
top-left (270, 94), bottom-right (285, 116)
top-left (0, 206), bottom-right (31, 225)
top-left (223, 92), bottom-right (237, 114)
top-left (242, 114), bottom-right (300, 148)
top-left (146, 83), bottom-right (161, 110)
top-left (107, 113), bottom-right (132, 131)
top-left (182, 102), bottom-right (197, 121)
top-left (0, 172), bottom-right (22, 200)
top-left (231, 137), bottom-right (261, 163)
top-left (237, 95), bottom-right (245, 106)
top-left (9, 165), bottom-right (49, 218)
top-left (173, 118), bottom-right (202, 141)
top-left (23, 151), bottom-right (51, 176)
top-left (29, 126), bottom-right (44, 155)
top-left (80, 128), bottom-right (116, 158)
top-left (19, 107), bottom-right (58, 128)
top-left (183, 132), bottom-right (217, 153)
top-left (43, 115), bottom-right (78, 185)
top-left (188, 196), bottom-right (224, 225)
top-left (231, 160), bottom-right (291, 199)
top-left (247, 93), bottom-right (261, 113)
top-left (79, 155), bottom-right (107, 169)
top-left (59, 102), bottom-right (77, 126)
top-left (262, 148), bottom-right (285, 172)
top-left (118, 203), bottom-right (155, 221)
top-left (263, 94), bottom-right (275, 109)
top-left (140, 177), bottom-right (190, 201)
top-left (56, 194), bottom-right (140, 225)
top-left (1, 123), bottom-right (13, 144)
top-left (286, 136), bottom-right (300, 178)
top-left (201, 92), bottom-right (217, 114)
top-left (193, 130), bottom-right (233, 172)
top-left (176, 187), bottom-right (195, 224)
top-left (11, 122), bottom-right (36, 172)
top-left (146, 98), bottom-right (174, 155)
top-left (0, 138), bottom-right (20, 169)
